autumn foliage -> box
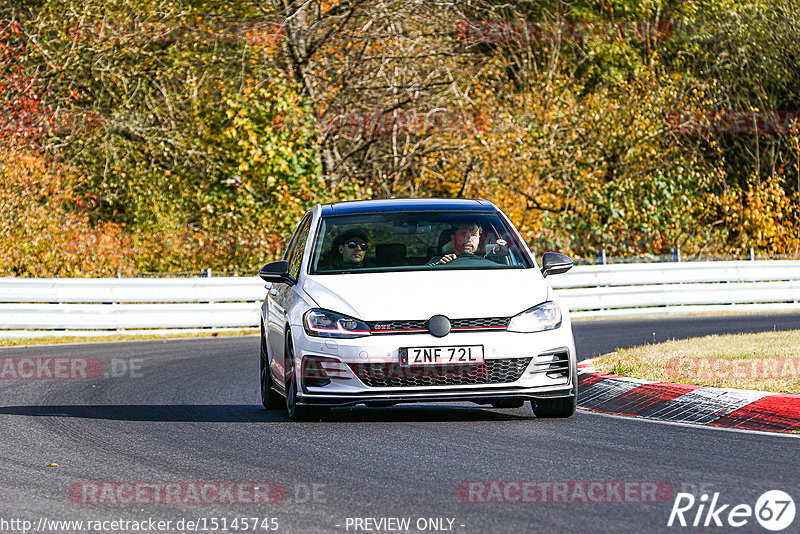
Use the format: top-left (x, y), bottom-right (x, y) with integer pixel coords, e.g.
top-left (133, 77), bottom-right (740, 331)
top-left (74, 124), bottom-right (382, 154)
top-left (1, 0), bottom-right (799, 276)
top-left (0, 148), bottom-right (132, 276)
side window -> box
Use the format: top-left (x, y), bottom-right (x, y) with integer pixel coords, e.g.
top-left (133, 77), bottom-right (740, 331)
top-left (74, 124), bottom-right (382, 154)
top-left (287, 214), bottom-right (312, 281)
top-left (282, 227), bottom-right (300, 262)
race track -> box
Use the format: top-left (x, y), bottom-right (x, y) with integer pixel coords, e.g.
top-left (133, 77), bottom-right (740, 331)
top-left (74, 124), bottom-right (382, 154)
top-left (1, 313), bottom-right (798, 534)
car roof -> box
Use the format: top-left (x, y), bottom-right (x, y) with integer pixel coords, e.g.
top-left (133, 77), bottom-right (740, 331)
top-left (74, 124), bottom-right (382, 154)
top-left (320, 198), bottom-right (497, 216)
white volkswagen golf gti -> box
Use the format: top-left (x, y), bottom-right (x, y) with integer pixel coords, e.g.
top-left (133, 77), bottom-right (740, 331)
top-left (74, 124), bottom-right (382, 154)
top-left (259, 199), bottom-right (576, 420)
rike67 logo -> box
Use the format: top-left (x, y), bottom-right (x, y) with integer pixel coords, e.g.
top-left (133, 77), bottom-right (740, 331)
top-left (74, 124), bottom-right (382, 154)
top-left (668, 490), bottom-right (795, 531)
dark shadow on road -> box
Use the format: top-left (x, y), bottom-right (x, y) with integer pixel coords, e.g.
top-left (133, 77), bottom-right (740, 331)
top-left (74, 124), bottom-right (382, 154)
top-left (0, 404), bottom-right (535, 423)
top-left (0, 404), bottom-right (270, 422)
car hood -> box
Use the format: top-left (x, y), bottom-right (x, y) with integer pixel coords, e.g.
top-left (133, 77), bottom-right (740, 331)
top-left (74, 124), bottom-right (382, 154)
top-left (302, 269), bottom-right (548, 320)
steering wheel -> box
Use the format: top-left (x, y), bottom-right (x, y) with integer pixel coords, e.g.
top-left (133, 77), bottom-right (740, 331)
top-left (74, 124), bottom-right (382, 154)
top-left (436, 254), bottom-right (499, 267)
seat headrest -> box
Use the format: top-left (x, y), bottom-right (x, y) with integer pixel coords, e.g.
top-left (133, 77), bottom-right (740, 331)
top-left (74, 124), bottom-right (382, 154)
top-left (375, 243), bottom-right (407, 266)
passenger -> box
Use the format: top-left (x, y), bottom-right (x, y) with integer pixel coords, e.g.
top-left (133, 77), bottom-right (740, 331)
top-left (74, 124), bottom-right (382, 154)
top-left (319, 229), bottom-right (373, 270)
top-left (428, 222), bottom-right (482, 265)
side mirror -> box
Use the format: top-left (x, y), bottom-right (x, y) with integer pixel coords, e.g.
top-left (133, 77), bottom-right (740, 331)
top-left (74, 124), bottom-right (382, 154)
top-left (541, 252), bottom-right (573, 277)
top-left (258, 260), bottom-right (294, 285)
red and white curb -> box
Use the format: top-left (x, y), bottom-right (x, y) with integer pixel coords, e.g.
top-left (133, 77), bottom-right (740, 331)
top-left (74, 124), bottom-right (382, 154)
top-left (578, 357), bottom-right (800, 433)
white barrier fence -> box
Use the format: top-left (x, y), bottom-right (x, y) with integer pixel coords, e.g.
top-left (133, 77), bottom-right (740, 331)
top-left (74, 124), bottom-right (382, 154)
top-left (549, 260), bottom-right (800, 318)
top-left (0, 278), bottom-right (263, 335)
top-left (0, 260), bottom-right (799, 337)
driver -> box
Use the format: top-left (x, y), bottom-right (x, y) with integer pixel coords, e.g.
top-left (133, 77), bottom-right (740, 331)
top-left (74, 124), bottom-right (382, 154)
top-left (427, 222), bottom-right (482, 265)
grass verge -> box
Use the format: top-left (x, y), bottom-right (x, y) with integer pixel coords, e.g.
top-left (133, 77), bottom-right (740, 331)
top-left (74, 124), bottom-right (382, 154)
top-left (0, 329), bottom-right (259, 348)
top-left (593, 330), bottom-right (800, 394)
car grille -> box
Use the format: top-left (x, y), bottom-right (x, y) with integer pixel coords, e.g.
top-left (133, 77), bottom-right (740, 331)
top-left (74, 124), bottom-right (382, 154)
top-left (347, 357), bottom-right (532, 388)
top-left (368, 319), bottom-right (428, 333)
top-left (367, 317), bottom-right (508, 334)
top-left (451, 317), bottom-right (508, 329)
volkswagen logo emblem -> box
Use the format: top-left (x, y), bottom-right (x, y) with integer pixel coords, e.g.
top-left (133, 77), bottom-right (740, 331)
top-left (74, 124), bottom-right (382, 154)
top-left (427, 315), bottom-right (451, 337)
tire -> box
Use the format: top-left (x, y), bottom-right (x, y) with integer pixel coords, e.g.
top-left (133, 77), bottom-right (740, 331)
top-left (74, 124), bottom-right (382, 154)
top-left (530, 360), bottom-right (578, 418)
top-left (260, 324), bottom-right (283, 409)
top-left (285, 332), bottom-right (329, 421)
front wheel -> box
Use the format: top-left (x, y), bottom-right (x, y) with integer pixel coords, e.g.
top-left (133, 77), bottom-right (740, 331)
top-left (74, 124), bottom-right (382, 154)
top-left (530, 360), bottom-right (577, 418)
top-left (260, 324), bottom-right (283, 409)
top-left (530, 395), bottom-right (576, 418)
top-left (285, 333), bottom-right (329, 421)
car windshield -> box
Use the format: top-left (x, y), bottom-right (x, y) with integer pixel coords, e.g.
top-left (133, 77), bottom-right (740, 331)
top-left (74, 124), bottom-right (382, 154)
top-left (309, 211), bottom-right (533, 274)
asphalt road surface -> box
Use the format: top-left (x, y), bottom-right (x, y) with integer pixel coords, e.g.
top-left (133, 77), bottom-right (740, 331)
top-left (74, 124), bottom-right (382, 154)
top-left (1, 313), bottom-right (798, 534)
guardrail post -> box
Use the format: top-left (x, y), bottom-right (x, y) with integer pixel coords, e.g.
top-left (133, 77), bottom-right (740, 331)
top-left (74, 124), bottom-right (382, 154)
top-left (597, 249), bottom-right (606, 265)
top-left (749, 248), bottom-right (755, 261)
top-left (202, 268), bottom-right (216, 330)
top-left (672, 248), bottom-right (681, 262)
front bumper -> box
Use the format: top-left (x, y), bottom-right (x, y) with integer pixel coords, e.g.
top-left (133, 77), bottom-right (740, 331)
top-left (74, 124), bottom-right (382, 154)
top-left (297, 387), bottom-right (575, 407)
top-left (291, 326), bottom-right (577, 407)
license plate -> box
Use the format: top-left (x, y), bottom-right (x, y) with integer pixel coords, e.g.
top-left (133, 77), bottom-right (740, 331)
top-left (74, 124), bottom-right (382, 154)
top-left (399, 345), bottom-right (484, 367)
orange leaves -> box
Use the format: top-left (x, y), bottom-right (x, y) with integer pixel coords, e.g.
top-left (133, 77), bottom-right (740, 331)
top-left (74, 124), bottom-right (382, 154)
top-left (0, 147), bottom-right (133, 276)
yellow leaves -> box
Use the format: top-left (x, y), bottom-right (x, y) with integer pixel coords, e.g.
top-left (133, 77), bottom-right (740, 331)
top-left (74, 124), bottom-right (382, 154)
top-left (715, 176), bottom-right (800, 254)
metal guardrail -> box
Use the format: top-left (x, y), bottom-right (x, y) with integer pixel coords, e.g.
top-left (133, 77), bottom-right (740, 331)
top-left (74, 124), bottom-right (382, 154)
top-left (0, 261), bottom-right (799, 337)
top-left (0, 277), bottom-right (264, 333)
top-left (549, 260), bottom-right (800, 318)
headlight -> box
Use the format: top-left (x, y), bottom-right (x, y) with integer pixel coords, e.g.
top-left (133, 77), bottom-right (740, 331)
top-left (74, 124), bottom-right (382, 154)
top-left (506, 301), bottom-right (562, 333)
top-left (303, 309), bottom-right (371, 338)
